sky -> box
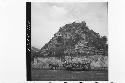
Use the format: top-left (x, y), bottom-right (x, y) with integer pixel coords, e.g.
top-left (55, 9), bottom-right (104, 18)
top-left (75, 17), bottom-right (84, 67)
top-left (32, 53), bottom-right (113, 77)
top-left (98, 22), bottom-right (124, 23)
top-left (31, 2), bottom-right (108, 49)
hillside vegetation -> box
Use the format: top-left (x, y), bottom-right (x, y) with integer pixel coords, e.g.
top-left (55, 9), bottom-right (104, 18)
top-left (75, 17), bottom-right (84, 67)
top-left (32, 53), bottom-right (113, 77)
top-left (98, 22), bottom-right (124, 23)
top-left (32, 21), bottom-right (108, 70)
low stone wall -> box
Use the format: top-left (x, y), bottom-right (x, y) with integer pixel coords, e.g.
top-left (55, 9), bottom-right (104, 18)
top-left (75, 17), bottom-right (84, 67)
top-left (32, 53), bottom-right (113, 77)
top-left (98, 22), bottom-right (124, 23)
top-left (32, 57), bottom-right (63, 69)
top-left (32, 55), bottom-right (108, 70)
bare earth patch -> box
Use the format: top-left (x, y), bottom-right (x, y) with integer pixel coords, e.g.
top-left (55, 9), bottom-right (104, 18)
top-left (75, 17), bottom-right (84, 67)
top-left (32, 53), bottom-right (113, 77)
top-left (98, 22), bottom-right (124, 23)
top-left (31, 69), bottom-right (108, 81)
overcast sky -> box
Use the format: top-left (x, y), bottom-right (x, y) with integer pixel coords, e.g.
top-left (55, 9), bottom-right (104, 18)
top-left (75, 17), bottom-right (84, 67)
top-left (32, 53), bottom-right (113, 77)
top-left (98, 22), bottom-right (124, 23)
top-left (31, 2), bottom-right (108, 49)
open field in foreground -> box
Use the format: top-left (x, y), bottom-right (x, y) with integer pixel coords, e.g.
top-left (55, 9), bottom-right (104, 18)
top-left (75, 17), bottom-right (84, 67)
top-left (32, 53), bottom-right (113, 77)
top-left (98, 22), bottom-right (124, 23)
top-left (31, 69), bottom-right (108, 81)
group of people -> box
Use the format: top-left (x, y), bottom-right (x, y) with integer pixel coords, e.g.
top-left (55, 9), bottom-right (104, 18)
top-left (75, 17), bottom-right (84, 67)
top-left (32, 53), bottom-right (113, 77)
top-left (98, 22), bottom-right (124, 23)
top-left (48, 61), bottom-right (91, 71)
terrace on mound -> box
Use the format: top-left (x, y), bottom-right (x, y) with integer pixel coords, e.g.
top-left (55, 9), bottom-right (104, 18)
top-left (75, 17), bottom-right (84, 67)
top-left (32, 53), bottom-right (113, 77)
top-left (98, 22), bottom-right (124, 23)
top-left (39, 21), bottom-right (108, 58)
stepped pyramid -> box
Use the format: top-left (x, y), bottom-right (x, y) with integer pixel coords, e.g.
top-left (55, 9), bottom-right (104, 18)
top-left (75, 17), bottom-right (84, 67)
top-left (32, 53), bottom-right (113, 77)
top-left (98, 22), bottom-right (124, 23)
top-left (39, 21), bottom-right (108, 57)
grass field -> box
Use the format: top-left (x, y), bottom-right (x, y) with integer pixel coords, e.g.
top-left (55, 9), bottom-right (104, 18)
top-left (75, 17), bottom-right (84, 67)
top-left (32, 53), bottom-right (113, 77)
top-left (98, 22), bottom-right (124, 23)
top-left (31, 69), bottom-right (108, 81)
